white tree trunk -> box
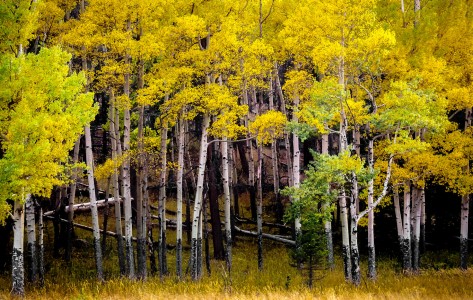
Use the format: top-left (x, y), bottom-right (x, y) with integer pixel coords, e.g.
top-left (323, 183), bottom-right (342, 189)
top-left (412, 186), bottom-right (422, 272)
top-left (191, 114), bottom-right (210, 280)
top-left (321, 134), bottom-right (334, 269)
top-left (292, 94), bottom-right (301, 234)
top-left (349, 175), bottom-right (360, 286)
top-left (176, 117), bottom-right (185, 279)
top-left (393, 189), bottom-right (404, 246)
top-left (66, 137), bottom-right (80, 263)
top-left (38, 205), bottom-right (44, 286)
top-left (109, 94), bottom-right (126, 275)
top-left (12, 200), bottom-right (25, 296)
top-left (367, 139), bottom-right (376, 279)
top-left (402, 181), bottom-right (412, 272)
top-left (221, 136), bottom-right (232, 272)
top-left (460, 194), bottom-right (469, 270)
top-left (25, 195), bottom-right (37, 283)
top-left (257, 144), bottom-right (263, 271)
top-left (85, 125), bottom-right (104, 281)
top-left (159, 125), bottom-right (168, 277)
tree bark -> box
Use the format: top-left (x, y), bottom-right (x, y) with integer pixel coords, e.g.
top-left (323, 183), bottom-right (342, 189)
top-left (65, 137), bottom-right (80, 263)
top-left (85, 125), bottom-right (104, 281)
top-left (159, 124), bottom-right (168, 277)
top-left (11, 200), bottom-right (25, 297)
top-left (191, 114), bottom-right (210, 280)
top-left (257, 144), bottom-right (264, 271)
top-left (367, 139), bottom-right (376, 279)
top-left (402, 181), bottom-right (412, 272)
top-left (460, 194), bottom-right (469, 270)
top-left (321, 134), bottom-right (334, 269)
top-left (207, 142), bottom-right (225, 260)
top-left (26, 195), bottom-right (37, 283)
top-left (110, 91), bottom-right (126, 275)
top-left (222, 137), bottom-right (233, 272)
top-left (176, 117), bottom-right (185, 279)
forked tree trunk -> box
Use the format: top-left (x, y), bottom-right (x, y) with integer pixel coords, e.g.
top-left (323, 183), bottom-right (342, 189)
top-left (85, 126), bottom-right (104, 281)
top-left (12, 200), bottom-right (25, 297)
top-left (26, 195), bottom-right (37, 283)
top-left (190, 114), bottom-right (210, 280)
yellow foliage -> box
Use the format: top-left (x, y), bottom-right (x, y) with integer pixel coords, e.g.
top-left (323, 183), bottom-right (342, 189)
top-left (250, 111), bottom-right (287, 145)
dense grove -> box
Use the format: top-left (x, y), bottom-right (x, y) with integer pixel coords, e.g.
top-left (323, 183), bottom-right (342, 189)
top-left (0, 0), bottom-right (472, 297)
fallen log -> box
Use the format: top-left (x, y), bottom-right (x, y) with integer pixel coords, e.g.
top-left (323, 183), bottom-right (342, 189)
top-left (43, 197), bottom-right (122, 217)
top-left (235, 216), bottom-right (291, 231)
top-left (234, 225), bottom-right (295, 246)
top-left (43, 215), bottom-right (137, 241)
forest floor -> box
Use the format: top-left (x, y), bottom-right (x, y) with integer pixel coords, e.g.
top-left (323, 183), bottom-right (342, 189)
top-left (1, 198), bottom-right (473, 299)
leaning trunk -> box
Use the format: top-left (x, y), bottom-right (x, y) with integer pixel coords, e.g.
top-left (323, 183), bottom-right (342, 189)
top-left (190, 114), bottom-right (210, 280)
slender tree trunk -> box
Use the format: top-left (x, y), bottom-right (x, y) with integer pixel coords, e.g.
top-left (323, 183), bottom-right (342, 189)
top-left (460, 108), bottom-right (471, 270)
top-left (65, 137), bottom-right (80, 263)
top-left (349, 175), bottom-right (360, 286)
top-left (269, 75), bottom-right (281, 223)
top-left (123, 19), bottom-right (135, 279)
top-left (222, 137), bottom-right (232, 272)
top-left (275, 63), bottom-right (293, 188)
top-left (176, 117), bottom-right (185, 279)
top-left (85, 126), bottom-right (104, 281)
top-left (207, 143), bottom-right (225, 260)
top-left (191, 114), bottom-right (210, 280)
top-left (11, 200), bottom-right (25, 297)
top-left (394, 189), bottom-right (404, 246)
top-left (367, 139), bottom-right (376, 279)
top-left (402, 181), bottom-right (412, 272)
top-left (109, 92), bottom-right (126, 275)
top-left (412, 186), bottom-right (422, 272)
top-left (101, 178), bottom-right (111, 256)
top-left (136, 103), bottom-right (147, 280)
top-left (321, 134), bottom-right (334, 269)
top-left (26, 195), bottom-right (37, 283)
top-left (420, 191), bottom-right (426, 253)
top-left (460, 194), bottom-right (469, 270)
top-left (159, 124), bottom-right (168, 277)
top-left (257, 144), bottom-right (264, 271)
top-left (292, 94), bottom-right (301, 235)
top-left (203, 194), bottom-right (211, 276)
top-left (38, 205), bottom-right (44, 286)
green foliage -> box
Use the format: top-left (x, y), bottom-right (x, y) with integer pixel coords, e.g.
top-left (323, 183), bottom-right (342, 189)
top-left (0, 47), bottom-right (97, 222)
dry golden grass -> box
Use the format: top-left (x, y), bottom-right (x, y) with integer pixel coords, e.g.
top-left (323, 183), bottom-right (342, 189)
top-left (1, 201), bottom-right (472, 299)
